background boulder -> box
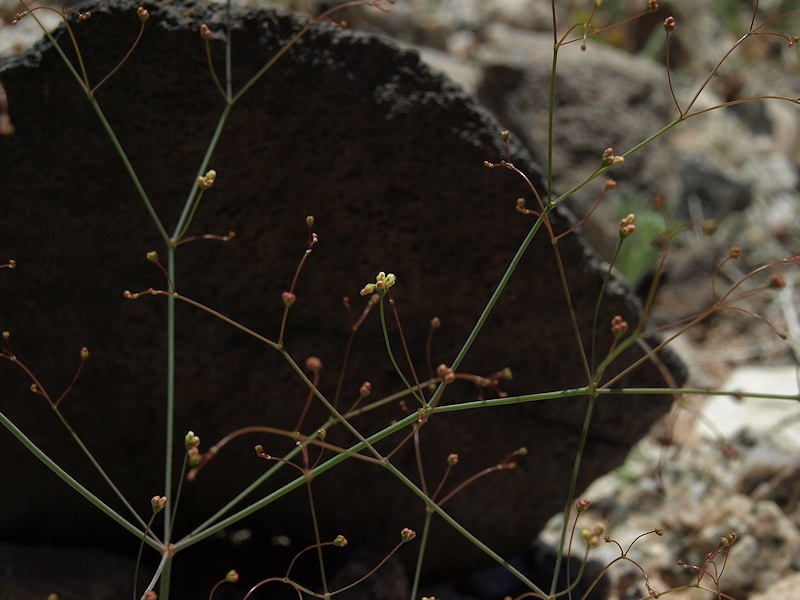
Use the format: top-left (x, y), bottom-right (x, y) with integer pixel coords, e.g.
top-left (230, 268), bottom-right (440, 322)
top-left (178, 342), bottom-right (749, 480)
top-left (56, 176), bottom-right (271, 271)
top-left (0, 1), bottom-right (683, 596)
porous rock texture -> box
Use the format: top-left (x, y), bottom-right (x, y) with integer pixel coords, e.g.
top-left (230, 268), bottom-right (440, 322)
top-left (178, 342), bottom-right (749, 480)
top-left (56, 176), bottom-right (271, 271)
top-left (0, 1), bottom-right (684, 596)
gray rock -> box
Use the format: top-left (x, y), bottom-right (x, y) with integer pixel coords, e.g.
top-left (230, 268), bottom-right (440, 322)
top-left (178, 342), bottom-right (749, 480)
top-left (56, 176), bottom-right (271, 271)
top-left (475, 25), bottom-right (682, 260)
top-left (0, 0), bottom-right (682, 595)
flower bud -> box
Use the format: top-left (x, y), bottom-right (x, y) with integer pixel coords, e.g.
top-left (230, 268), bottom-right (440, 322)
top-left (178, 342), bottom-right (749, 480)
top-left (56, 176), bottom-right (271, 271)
top-left (151, 495), bottom-right (167, 514)
top-left (619, 214), bottom-right (636, 238)
top-left (281, 291), bottom-right (296, 307)
top-left (185, 431), bottom-right (200, 451)
top-left (198, 169), bottom-right (217, 189)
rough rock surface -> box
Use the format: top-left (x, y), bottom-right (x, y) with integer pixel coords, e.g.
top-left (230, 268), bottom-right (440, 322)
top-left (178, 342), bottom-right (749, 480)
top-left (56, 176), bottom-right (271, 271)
top-left (0, 1), bottom-right (683, 597)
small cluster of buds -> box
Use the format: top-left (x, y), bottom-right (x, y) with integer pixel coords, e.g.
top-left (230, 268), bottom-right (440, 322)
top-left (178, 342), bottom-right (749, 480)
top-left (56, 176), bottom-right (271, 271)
top-left (360, 271), bottom-right (396, 297)
top-left (137, 6), bottom-right (149, 22)
top-left (576, 498), bottom-right (591, 513)
top-left (611, 315), bottom-right (628, 337)
top-left (197, 169), bottom-right (217, 189)
top-left (447, 453), bottom-right (459, 466)
top-left (619, 213), bottom-right (636, 238)
top-left (436, 363), bottom-right (455, 383)
top-left (602, 147), bottom-right (625, 167)
top-left (580, 523), bottom-right (606, 548)
top-left (664, 16), bottom-right (676, 31)
top-left (151, 495), bottom-right (167, 514)
top-left (200, 23), bottom-right (212, 39)
top-left (333, 534), bottom-right (348, 547)
top-left (647, 0), bottom-right (658, 10)
top-left (185, 431), bottom-right (201, 464)
top-left (400, 528), bottom-right (416, 542)
top-left (359, 381), bottom-right (372, 397)
top-left (226, 570), bottom-right (239, 583)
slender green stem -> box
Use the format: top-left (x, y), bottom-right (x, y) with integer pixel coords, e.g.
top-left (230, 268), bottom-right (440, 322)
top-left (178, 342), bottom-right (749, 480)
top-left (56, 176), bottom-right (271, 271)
top-left (547, 41), bottom-right (558, 205)
top-left (550, 393), bottom-right (596, 596)
top-left (0, 409), bottom-right (157, 549)
top-left (52, 407), bottom-right (153, 534)
top-left (379, 299), bottom-right (425, 406)
top-left (382, 461), bottom-right (549, 598)
top-left (157, 554), bottom-right (172, 600)
top-left (409, 512), bottom-right (432, 600)
top-left (172, 104), bottom-right (233, 242)
top-left (450, 217), bottom-right (546, 373)
top-left (142, 552), bottom-right (170, 600)
top-left (591, 240), bottom-right (624, 373)
top-left (163, 248), bottom-right (176, 541)
top-left (86, 94), bottom-right (169, 243)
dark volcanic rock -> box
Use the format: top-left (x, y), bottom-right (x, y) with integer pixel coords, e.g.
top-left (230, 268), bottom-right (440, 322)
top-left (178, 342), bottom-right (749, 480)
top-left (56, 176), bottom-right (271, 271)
top-left (0, 1), bottom-right (683, 596)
